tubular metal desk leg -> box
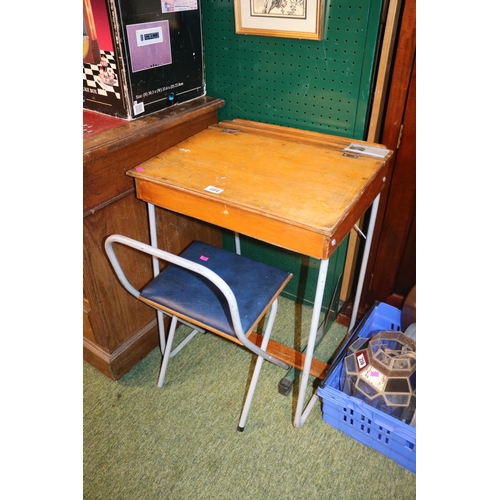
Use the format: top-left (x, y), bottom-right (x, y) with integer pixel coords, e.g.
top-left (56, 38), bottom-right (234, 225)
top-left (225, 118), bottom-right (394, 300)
top-left (147, 203), bottom-right (166, 354)
top-left (278, 272), bottom-right (342, 396)
top-left (348, 194), bottom-right (380, 333)
top-left (293, 195), bottom-right (380, 428)
top-left (234, 232), bottom-right (241, 255)
top-left (293, 258), bottom-right (329, 428)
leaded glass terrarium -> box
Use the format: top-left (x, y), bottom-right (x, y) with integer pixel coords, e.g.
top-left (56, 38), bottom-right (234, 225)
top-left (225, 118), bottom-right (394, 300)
top-left (342, 331), bottom-right (416, 424)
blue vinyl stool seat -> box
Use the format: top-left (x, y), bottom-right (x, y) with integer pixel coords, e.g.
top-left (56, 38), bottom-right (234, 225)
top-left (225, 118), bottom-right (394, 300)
top-left (105, 235), bottom-right (292, 431)
top-left (140, 240), bottom-right (290, 340)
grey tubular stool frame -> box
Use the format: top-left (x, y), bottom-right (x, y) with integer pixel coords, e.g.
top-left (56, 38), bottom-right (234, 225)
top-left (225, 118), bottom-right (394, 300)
top-left (105, 234), bottom-right (291, 431)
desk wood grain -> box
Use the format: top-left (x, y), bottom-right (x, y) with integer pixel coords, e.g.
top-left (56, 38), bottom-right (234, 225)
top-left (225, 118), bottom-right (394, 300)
top-left (128, 120), bottom-right (392, 260)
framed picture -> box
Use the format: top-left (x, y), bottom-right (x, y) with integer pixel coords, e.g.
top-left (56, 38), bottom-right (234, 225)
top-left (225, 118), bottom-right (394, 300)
top-left (234, 0), bottom-right (324, 40)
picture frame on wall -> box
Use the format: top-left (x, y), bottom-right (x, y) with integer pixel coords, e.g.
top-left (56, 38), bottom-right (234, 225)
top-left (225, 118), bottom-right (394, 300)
top-left (234, 0), bottom-right (324, 40)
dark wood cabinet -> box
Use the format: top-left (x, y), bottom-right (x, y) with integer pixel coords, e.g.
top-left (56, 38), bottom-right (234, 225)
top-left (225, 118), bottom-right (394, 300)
top-left (336, 0), bottom-right (416, 326)
top-left (83, 97), bottom-right (225, 380)
top-left (363, 0), bottom-right (416, 312)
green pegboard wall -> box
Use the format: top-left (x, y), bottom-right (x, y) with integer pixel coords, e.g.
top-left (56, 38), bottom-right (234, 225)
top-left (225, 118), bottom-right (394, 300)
top-left (202, 0), bottom-right (384, 312)
top-left (201, 0), bottom-right (384, 138)
top-left (222, 232), bottom-right (349, 314)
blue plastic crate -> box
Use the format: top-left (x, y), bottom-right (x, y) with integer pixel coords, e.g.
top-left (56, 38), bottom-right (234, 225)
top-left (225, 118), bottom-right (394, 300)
top-left (318, 301), bottom-right (416, 474)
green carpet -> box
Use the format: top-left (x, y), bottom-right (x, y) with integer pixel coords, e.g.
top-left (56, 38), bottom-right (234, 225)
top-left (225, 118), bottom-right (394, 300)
top-left (84, 298), bottom-right (416, 499)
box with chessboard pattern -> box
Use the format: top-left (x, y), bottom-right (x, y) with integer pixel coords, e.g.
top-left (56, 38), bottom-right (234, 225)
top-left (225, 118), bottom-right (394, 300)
top-left (83, 0), bottom-right (205, 120)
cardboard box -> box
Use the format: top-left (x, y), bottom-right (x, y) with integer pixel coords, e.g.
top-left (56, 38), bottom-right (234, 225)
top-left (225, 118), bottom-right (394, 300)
top-left (83, 0), bottom-right (205, 119)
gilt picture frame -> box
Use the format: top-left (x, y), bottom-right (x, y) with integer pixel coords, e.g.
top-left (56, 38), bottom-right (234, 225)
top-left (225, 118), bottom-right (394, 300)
top-left (234, 0), bottom-right (324, 40)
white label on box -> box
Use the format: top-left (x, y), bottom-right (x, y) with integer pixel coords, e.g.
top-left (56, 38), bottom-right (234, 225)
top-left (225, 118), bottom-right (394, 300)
top-left (161, 0), bottom-right (198, 13)
top-left (133, 101), bottom-right (145, 115)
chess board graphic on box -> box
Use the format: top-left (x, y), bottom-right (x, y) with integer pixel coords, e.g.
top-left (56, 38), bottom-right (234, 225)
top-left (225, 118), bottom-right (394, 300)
top-left (83, 0), bottom-right (128, 117)
top-left (83, 49), bottom-right (126, 117)
top-left (83, 0), bottom-right (205, 120)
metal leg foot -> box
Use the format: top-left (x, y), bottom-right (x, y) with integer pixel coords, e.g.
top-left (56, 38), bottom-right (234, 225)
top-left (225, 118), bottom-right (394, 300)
top-left (278, 374), bottom-right (294, 396)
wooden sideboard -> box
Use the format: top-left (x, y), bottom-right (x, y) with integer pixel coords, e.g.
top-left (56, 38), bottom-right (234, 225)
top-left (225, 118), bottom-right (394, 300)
top-left (83, 97), bottom-right (225, 380)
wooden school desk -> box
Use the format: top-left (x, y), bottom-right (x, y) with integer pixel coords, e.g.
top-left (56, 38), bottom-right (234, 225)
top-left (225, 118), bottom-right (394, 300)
top-left (127, 119), bottom-right (393, 428)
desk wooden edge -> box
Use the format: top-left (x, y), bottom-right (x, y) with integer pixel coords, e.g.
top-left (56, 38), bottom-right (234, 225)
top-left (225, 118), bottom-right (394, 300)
top-left (129, 157), bottom-right (391, 260)
top-left (214, 119), bottom-right (389, 150)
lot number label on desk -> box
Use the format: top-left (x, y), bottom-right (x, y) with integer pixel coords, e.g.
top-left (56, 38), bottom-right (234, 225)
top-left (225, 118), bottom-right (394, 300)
top-left (205, 185), bottom-right (224, 194)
